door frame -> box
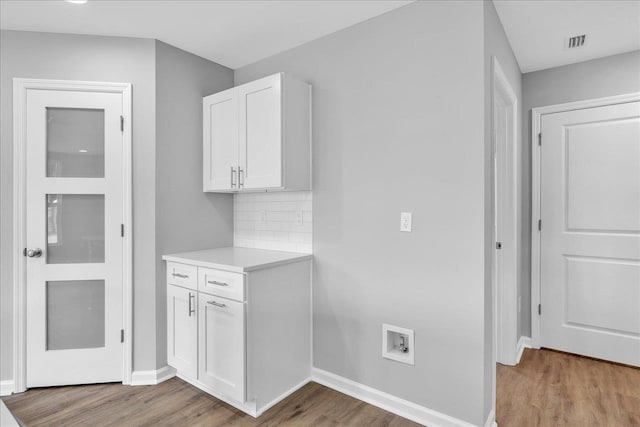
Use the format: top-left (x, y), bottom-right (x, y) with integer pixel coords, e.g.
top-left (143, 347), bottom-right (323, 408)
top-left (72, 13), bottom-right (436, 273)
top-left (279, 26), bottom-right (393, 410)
top-left (12, 78), bottom-right (133, 392)
top-left (492, 57), bottom-right (520, 366)
top-left (530, 91), bottom-right (640, 349)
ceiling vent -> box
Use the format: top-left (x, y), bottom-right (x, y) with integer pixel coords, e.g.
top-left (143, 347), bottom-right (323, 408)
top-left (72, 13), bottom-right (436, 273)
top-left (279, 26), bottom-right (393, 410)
top-left (567, 35), bottom-right (586, 49)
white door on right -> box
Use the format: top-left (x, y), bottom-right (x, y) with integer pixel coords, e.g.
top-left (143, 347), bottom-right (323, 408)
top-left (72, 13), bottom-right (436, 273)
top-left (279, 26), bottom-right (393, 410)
top-left (540, 100), bottom-right (640, 366)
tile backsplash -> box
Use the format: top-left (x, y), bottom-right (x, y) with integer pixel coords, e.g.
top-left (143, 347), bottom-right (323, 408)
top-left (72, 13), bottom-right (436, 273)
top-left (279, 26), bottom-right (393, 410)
top-left (234, 191), bottom-right (312, 253)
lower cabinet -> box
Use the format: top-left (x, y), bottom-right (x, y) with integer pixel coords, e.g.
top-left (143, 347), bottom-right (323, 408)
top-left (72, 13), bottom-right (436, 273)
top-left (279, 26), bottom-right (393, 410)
top-left (165, 258), bottom-right (311, 417)
top-left (167, 285), bottom-right (197, 379)
top-left (198, 295), bottom-right (245, 402)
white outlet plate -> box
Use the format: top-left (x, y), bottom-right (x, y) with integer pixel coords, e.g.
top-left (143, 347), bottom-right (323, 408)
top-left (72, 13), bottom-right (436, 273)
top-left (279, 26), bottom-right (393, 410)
top-left (296, 210), bottom-right (304, 226)
top-left (400, 212), bottom-right (412, 232)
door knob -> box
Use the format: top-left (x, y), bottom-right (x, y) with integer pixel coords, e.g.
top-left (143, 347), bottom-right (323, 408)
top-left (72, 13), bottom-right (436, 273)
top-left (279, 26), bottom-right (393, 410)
top-left (26, 248), bottom-right (42, 258)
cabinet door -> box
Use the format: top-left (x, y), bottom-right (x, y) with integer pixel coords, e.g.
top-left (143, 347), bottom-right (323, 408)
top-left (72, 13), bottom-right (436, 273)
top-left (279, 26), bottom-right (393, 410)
top-left (203, 87), bottom-right (239, 191)
top-left (238, 74), bottom-right (282, 189)
top-left (167, 285), bottom-right (198, 379)
top-left (198, 295), bottom-right (245, 403)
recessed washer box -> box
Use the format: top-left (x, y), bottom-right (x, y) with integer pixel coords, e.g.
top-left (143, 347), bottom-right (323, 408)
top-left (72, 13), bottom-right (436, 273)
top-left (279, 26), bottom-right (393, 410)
top-left (382, 324), bottom-right (415, 365)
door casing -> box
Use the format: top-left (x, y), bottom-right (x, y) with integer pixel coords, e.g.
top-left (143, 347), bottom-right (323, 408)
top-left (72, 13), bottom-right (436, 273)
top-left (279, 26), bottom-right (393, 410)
top-left (530, 91), bottom-right (640, 349)
top-left (12, 78), bottom-right (133, 393)
top-left (492, 58), bottom-right (520, 368)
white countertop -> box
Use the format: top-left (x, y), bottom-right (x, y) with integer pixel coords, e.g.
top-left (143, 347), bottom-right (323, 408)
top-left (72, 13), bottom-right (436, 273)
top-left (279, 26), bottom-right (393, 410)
top-left (162, 247), bottom-right (312, 273)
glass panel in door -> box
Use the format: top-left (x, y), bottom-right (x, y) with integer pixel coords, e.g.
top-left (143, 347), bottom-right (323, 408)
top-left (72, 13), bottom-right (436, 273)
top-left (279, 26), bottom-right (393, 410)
top-left (46, 108), bottom-right (105, 178)
top-left (47, 194), bottom-right (105, 264)
top-left (47, 280), bottom-right (106, 350)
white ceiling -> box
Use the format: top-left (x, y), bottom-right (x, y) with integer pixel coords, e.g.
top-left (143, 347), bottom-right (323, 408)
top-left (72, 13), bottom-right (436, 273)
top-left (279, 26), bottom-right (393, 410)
top-left (2, 1), bottom-right (638, 73)
top-left (0, 0), bottom-right (412, 69)
top-left (494, 0), bottom-right (640, 73)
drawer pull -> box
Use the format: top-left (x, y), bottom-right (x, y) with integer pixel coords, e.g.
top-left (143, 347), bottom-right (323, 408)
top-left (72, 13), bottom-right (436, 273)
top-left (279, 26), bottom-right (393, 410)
top-left (172, 273), bottom-right (189, 279)
top-left (208, 280), bottom-right (229, 287)
top-left (188, 293), bottom-right (195, 317)
top-left (207, 300), bottom-right (227, 308)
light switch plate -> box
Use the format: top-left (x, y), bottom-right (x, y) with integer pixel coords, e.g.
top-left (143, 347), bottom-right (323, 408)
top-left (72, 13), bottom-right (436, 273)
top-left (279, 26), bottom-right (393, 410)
top-left (400, 212), bottom-right (412, 232)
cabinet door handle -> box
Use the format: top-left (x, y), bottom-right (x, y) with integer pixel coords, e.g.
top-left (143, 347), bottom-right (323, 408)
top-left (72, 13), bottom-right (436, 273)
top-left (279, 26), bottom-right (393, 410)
top-left (172, 273), bottom-right (188, 279)
top-left (207, 280), bottom-right (228, 287)
top-left (188, 293), bottom-right (195, 317)
top-left (207, 300), bottom-right (227, 308)
top-left (231, 166), bottom-right (237, 188)
top-left (238, 167), bottom-right (244, 188)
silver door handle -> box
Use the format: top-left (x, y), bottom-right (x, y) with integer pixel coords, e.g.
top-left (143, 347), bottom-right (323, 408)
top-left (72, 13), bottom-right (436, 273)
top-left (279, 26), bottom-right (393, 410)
top-left (172, 273), bottom-right (189, 278)
top-left (207, 300), bottom-right (226, 308)
top-left (188, 293), bottom-right (195, 317)
top-left (231, 166), bottom-right (237, 188)
top-left (26, 248), bottom-right (42, 258)
top-left (207, 280), bottom-right (228, 287)
top-left (238, 167), bottom-right (244, 188)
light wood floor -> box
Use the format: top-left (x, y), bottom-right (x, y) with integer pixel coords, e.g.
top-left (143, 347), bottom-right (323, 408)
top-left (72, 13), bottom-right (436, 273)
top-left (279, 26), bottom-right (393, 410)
top-left (4, 348), bottom-right (639, 426)
top-left (497, 348), bottom-right (640, 427)
top-left (2, 379), bottom-right (419, 427)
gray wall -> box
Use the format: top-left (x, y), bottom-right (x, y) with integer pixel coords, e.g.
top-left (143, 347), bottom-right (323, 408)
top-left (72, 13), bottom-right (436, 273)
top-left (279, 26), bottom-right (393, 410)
top-left (154, 41), bottom-right (234, 367)
top-left (236, 1), bottom-right (488, 424)
top-left (0, 30), bottom-right (158, 377)
top-left (520, 50), bottom-right (640, 337)
top-left (483, 0), bottom-right (522, 420)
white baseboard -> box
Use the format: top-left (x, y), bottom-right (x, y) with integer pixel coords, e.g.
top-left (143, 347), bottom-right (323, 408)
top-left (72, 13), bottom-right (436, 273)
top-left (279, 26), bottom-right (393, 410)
top-left (484, 409), bottom-right (497, 427)
top-left (516, 336), bottom-right (532, 364)
top-left (311, 368), bottom-right (478, 427)
top-left (1, 400), bottom-right (20, 427)
top-left (0, 380), bottom-right (15, 396)
top-left (130, 366), bottom-right (176, 386)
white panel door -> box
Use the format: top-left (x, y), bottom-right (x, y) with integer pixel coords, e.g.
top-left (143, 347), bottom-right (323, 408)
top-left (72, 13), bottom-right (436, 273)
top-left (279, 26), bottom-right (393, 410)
top-left (204, 87), bottom-right (239, 191)
top-left (167, 285), bottom-right (197, 378)
top-left (540, 101), bottom-right (640, 366)
top-left (25, 89), bottom-right (124, 386)
top-left (238, 74), bottom-right (282, 190)
top-left (198, 295), bottom-right (245, 402)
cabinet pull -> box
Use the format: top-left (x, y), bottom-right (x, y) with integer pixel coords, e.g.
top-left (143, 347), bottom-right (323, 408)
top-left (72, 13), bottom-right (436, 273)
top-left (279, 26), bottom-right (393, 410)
top-left (172, 273), bottom-right (189, 279)
top-left (188, 293), bottom-right (196, 317)
top-left (207, 300), bottom-right (227, 308)
top-left (238, 167), bottom-right (244, 188)
top-left (207, 280), bottom-right (228, 287)
top-left (231, 166), bottom-right (237, 188)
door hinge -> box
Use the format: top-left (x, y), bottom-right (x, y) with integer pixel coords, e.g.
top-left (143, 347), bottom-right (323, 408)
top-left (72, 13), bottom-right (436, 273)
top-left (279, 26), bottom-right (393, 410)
top-left (120, 115), bottom-right (124, 132)
top-left (121, 329), bottom-right (124, 343)
top-left (492, 130), bottom-right (497, 157)
top-left (538, 304), bottom-right (542, 315)
top-left (121, 224), bottom-right (124, 237)
top-left (538, 219), bottom-right (542, 231)
top-left (538, 133), bottom-right (542, 146)
top-left (496, 242), bottom-right (502, 250)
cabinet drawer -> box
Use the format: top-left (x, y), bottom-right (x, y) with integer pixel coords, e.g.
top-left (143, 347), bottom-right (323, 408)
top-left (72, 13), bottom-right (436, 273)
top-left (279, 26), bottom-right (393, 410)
top-left (199, 268), bottom-right (245, 301)
top-left (167, 262), bottom-right (197, 290)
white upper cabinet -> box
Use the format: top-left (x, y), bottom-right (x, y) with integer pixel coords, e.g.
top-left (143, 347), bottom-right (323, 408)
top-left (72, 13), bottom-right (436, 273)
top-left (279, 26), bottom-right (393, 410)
top-left (203, 73), bottom-right (311, 192)
top-left (238, 75), bottom-right (282, 190)
top-left (203, 87), bottom-right (239, 191)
